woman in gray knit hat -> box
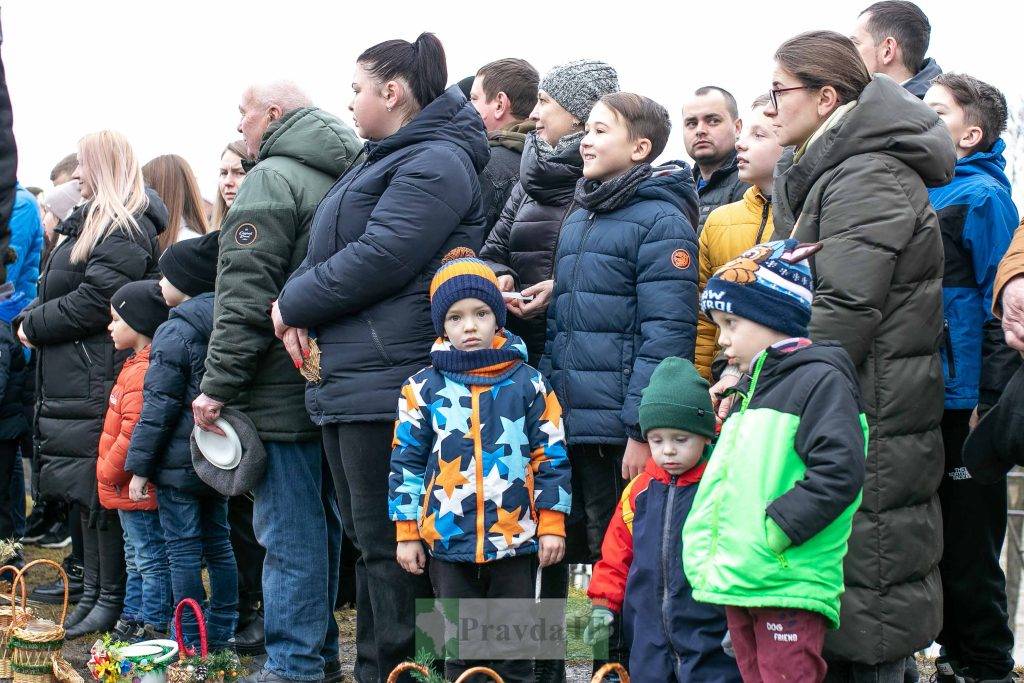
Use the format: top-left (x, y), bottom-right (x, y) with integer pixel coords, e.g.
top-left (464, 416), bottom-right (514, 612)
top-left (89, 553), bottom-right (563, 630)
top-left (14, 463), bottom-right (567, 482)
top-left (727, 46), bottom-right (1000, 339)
top-left (479, 58), bottom-right (619, 683)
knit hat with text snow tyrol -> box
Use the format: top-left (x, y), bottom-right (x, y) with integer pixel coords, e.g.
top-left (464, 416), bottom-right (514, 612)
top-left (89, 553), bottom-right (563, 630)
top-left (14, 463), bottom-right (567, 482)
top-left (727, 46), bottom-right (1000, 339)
top-left (701, 239), bottom-right (821, 338)
top-left (429, 248), bottom-right (506, 336)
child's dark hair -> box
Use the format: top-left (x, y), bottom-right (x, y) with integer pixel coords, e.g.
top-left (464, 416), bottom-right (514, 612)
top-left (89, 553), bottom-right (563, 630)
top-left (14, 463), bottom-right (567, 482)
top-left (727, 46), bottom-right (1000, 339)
top-left (599, 93), bottom-right (672, 162)
top-left (476, 58), bottom-right (540, 119)
top-left (932, 73), bottom-right (1008, 152)
top-left (357, 33), bottom-right (448, 110)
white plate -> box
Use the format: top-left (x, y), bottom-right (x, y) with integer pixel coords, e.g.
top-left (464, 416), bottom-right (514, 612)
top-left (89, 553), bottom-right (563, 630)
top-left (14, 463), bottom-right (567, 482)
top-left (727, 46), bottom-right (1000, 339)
top-left (193, 418), bottom-right (242, 470)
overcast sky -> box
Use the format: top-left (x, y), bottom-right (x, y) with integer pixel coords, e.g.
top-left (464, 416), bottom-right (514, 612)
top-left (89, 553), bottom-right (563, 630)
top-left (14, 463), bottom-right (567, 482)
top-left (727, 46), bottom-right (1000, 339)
top-left (5, 0), bottom-right (1023, 207)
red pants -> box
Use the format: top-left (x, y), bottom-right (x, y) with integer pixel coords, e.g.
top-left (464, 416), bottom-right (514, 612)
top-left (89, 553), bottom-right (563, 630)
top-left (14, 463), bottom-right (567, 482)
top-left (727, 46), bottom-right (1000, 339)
top-left (725, 606), bottom-right (827, 682)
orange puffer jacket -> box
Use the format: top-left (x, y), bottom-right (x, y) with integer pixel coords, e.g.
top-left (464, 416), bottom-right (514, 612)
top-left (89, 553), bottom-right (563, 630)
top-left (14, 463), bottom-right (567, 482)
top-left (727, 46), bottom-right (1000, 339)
top-left (97, 346), bottom-right (155, 511)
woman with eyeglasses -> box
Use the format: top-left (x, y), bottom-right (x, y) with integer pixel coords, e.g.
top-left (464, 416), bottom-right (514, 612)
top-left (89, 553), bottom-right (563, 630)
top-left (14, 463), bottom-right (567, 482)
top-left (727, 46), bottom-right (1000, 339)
top-left (753, 30), bottom-right (954, 682)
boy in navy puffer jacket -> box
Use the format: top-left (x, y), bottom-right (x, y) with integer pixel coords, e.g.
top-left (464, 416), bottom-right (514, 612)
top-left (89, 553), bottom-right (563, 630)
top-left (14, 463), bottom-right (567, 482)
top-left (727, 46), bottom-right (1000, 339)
top-left (124, 233), bottom-right (238, 649)
top-left (389, 249), bottom-right (571, 683)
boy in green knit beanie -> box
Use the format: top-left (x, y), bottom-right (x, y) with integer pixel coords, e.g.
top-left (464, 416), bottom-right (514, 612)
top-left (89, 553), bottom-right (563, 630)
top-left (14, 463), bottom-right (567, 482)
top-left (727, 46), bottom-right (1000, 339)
top-left (584, 357), bottom-right (741, 681)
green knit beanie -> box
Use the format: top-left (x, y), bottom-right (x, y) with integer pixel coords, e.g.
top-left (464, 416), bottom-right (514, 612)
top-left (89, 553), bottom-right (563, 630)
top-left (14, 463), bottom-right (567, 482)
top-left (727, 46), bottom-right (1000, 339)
top-left (639, 357), bottom-right (715, 438)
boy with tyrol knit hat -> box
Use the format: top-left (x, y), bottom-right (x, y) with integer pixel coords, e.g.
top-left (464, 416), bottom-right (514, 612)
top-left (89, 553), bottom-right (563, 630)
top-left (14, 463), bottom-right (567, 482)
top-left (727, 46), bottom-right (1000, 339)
top-left (585, 356), bottom-right (741, 682)
top-left (101, 280), bottom-right (172, 641)
top-left (682, 239), bottom-right (867, 683)
top-left (388, 248), bottom-right (571, 683)
top-left (123, 232), bottom-right (239, 650)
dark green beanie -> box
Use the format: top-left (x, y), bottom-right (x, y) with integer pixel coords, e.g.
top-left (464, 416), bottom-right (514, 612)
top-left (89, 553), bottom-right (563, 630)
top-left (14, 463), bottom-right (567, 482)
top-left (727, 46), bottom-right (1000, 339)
top-left (639, 357), bottom-right (715, 438)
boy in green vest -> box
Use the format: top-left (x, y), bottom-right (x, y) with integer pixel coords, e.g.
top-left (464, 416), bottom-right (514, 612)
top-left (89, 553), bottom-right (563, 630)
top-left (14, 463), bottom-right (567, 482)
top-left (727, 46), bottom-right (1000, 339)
top-left (682, 239), bottom-right (867, 682)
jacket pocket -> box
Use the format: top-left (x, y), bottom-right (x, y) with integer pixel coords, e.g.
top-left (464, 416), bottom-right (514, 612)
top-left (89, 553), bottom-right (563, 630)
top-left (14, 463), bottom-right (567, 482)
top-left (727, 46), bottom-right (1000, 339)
top-left (763, 515), bottom-right (790, 568)
top-left (364, 318), bottom-right (395, 366)
top-left (942, 319), bottom-right (957, 380)
top-left (41, 342), bottom-right (91, 399)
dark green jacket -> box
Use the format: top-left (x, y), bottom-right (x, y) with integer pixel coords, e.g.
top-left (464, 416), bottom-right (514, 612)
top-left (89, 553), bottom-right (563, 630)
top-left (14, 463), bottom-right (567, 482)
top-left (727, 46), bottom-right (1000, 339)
top-left (201, 107), bottom-right (361, 442)
top-left (771, 75), bottom-right (956, 663)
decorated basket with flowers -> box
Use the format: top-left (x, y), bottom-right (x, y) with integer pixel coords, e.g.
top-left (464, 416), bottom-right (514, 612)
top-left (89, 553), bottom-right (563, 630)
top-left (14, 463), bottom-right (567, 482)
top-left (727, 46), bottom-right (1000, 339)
top-left (87, 634), bottom-right (179, 683)
top-left (164, 599), bottom-right (241, 683)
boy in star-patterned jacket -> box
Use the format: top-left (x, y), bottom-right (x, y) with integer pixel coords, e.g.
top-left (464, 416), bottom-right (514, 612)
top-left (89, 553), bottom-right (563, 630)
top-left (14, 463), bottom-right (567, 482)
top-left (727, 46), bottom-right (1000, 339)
top-left (388, 249), bottom-right (572, 683)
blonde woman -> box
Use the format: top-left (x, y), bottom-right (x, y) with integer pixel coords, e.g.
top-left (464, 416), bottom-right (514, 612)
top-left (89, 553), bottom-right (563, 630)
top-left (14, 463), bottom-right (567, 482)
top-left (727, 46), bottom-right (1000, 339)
top-left (210, 140), bottom-right (248, 231)
top-left (15, 130), bottom-right (167, 638)
top-left (142, 154), bottom-right (209, 249)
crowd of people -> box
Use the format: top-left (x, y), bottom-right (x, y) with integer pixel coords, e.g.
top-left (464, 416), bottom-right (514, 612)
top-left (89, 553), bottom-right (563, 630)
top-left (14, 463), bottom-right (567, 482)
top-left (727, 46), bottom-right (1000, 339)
top-left (2, 1), bottom-right (1024, 682)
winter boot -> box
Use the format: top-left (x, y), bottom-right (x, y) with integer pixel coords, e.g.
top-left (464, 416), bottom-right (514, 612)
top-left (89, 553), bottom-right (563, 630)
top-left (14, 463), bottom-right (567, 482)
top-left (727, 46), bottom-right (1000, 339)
top-left (62, 519), bottom-right (99, 629)
top-left (32, 555), bottom-right (83, 605)
top-left (233, 606), bottom-right (265, 656)
top-left (65, 513), bottom-right (125, 638)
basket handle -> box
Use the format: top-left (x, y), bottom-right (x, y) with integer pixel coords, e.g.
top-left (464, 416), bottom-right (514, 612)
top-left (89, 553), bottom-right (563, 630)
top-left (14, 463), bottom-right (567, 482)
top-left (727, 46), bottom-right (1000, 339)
top-left (14, 559), bottom-right (68, 624)
top-left (386, 662), bottom-right (431, 683)
top-left (174, 598), bottom-right (208, 660)
top-left (0, 564), bottom-right (27, 612)
top-left (591, 663), bottom-right (630, 682)
top-left (454, 666), bottom-right (505, 682)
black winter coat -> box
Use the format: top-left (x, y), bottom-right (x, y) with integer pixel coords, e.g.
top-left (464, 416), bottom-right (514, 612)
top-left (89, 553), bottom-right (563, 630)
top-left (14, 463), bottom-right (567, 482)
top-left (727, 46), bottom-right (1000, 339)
top-left (479, 121), bottom-right (533, 233)
top-left (125, 293), bottom-right (214, 494)
top-left (278, 86), bottom-right (490, 424)
top-left (0, 321), bottom-right (26, 441)
top-left (480, 133), bottom-right (582, 358)
top-left (19, 193), bottom-right (166, 505)
top-left (693, 151), bottom-right (748, 233)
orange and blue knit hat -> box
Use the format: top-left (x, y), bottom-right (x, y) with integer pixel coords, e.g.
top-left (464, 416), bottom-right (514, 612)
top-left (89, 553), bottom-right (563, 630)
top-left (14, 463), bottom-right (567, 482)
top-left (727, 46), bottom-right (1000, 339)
top-left (429, 247), bottom-right (506, 336)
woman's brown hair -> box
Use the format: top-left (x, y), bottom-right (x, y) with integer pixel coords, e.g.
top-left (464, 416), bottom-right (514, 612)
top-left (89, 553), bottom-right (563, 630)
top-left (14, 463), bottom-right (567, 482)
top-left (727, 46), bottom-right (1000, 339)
top-left (774, 30), bottom-right (871, 106)
top-left (142, 154), bottom-right (209, 251)
top-left (211, 140), bottom-right (249, 231)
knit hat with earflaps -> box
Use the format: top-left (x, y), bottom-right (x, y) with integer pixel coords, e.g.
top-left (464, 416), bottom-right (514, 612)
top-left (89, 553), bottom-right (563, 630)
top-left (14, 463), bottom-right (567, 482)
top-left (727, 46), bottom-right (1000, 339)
top-left (640, 357), bottom-right (715, 438)
top-left (429, 247), bottom-right (506, 336)
top-left (701, 238), bottom-right (821, 338)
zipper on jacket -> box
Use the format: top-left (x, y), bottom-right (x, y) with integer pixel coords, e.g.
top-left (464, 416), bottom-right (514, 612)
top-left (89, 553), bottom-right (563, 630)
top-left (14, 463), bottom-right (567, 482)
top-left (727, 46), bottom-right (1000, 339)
top-left (558, 212), bottom-right (598, 405)
top-left (661, 476), bottom-right (684, 669)
top-left (754, 200), bottom-right (770, 244)
top-left (366, 318), bottom-right (394, 365)
top-left (75, 341), bottom-right (92, 365)
top-left (471, 388), bottom-right (486, 562)
top-left (942, 319), bottom-right (956, 379)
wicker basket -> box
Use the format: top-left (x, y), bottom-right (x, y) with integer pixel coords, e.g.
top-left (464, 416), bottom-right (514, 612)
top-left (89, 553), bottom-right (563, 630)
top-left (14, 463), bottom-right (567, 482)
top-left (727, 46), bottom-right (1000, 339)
top-left (385, 662), bottom-right (505, 682)
top-left (8, 559), bottom-right (68, 683)
top-left (590, 662), bottom-right (630, 682)
top-left (386, 662), bottom-right (431, 683)
top-left (453, 667), bottom-right (503, 682)
top-left (50, 656), bottom-right (82, 683)
top-left (0, 565), bottom-right (33, 679)
top-left (165, 599), bottom-right (226, 683)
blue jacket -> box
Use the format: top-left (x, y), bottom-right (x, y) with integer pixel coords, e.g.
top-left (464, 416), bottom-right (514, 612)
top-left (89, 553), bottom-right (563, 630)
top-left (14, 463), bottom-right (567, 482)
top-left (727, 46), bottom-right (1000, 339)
top-left (388, 332), bottom-right (571, 563)
top-left (0, 184), bottom-right (43, 324)
top-left (125, 293), bottom-right (216, 494)
top-left (928, 139), bottom-right (1020, 409)
top-left (544, 164), bottom-right (699, 442)
top-left (588, 459), bottom-right (740, 682)
top-left (278, 86), bottom-right (490, 425)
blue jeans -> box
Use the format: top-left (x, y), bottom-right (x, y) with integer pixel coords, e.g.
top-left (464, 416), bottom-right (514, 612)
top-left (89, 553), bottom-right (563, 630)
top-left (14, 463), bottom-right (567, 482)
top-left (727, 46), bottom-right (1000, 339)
top-left (119, 509), bottom-right (173, 628)
top-left (254, 441), bottom-right (341, 680)
top-left (156, 488), bottom-right (238, 648)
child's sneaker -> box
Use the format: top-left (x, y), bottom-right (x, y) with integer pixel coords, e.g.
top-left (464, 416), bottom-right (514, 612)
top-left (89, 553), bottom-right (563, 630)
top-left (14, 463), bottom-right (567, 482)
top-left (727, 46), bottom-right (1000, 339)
top-left (111, 619), bottom-right (144, 642)
top-left (933, 656), bottom-right (965, 683)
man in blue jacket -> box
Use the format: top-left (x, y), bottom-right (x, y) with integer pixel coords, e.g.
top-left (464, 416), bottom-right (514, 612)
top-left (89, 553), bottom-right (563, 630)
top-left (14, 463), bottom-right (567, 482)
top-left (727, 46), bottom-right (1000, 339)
top-left (0, 184), bottom-right (43, 324)
top-left (925, 73), bottom-right (1019, 683)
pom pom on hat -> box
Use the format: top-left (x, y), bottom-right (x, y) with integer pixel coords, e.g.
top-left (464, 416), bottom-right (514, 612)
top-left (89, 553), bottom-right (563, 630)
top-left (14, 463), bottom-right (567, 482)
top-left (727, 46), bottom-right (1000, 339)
top-left (429, 248), bottom-right (506, 336)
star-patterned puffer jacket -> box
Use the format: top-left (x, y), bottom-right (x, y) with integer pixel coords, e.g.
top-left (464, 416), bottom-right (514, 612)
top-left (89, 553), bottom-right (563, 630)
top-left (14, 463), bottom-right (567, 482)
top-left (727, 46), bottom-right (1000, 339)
top-left (388, 331), bottom-right (572, 563)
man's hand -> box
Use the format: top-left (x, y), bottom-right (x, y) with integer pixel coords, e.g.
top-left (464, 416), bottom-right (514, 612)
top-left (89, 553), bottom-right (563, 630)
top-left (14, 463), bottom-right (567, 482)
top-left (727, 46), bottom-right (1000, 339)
top-left (621, 438), bottom-right (651, 480)
top-left (16, 325), bottom-right (32, 349)
top-left (1003, 276), bottom-right (1024, 352)
top-left (710, 369), bottom-right (742, 422)
top-left (538, 534), bottom-right (565, 568)
top-left (129, 475), bottom-right (150, 502)
top-left (192, 393), bottom-right (226, 435)
top-left (396, 540), bottom-right (426, 575)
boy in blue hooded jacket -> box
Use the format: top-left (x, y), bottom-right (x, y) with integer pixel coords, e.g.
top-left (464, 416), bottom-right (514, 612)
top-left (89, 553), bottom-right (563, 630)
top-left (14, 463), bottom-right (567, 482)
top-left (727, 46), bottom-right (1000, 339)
top-left (924, 72), bottom-right (1020, 683)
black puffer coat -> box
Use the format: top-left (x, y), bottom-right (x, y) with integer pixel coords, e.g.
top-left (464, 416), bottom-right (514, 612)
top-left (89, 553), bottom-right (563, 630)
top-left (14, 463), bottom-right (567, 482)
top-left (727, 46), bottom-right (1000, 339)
top-left (125, 292), bottom-right (214, 494)
top-left (19, 193), bottom-right (165, 505)
top-left (278, 86), bottom-right (490, 424)
top-left (479, 133), bottom-right (582, 358)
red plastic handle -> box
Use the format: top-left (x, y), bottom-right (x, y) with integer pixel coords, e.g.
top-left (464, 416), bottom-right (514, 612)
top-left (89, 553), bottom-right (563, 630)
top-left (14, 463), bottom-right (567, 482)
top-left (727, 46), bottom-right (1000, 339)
top-left (173, 598), bottom-right (208, 659)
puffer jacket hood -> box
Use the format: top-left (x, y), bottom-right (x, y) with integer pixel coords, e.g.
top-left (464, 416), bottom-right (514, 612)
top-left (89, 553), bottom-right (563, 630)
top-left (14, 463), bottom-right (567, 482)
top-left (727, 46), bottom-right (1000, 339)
top-left (954, 138), bottom-right (1012, 190)
top-left (142, 188), bottom-right (170, 237)
top-left (632, 162), bottom-right (700, 218)
top-left (903, 57), bottom-right (943, 99)
top-left (171, 289), bottom-right (215, 335)
top-left (488, 120), bottom-right (535, 154)
top-left (778, 75), bottom-right (955, 217)
top-left (519, 132), bottom-right (583, 205)
top-left (258, 106), bottom-right (365, 179)
top-left (366, 86), bottom-right (490, 175)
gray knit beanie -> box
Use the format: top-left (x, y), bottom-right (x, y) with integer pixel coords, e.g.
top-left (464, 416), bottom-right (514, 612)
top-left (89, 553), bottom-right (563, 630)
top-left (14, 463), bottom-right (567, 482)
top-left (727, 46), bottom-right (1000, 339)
top-left (540, 59), bottom-right (620, 122)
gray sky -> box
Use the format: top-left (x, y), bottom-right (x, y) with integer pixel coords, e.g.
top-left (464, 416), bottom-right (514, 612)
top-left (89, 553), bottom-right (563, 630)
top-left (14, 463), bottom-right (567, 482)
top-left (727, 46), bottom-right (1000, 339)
top-left (5, 0), bottom-right (1022, 207)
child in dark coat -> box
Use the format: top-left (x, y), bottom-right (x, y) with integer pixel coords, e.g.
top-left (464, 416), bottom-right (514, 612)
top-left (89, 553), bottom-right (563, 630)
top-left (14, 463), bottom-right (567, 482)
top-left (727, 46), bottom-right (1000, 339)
top-left (124, 233), bottom-right (238, 649)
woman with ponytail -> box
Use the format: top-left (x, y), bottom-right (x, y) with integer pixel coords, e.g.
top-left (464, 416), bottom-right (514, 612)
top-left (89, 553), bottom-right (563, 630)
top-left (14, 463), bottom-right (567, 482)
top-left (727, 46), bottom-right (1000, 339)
top-left (273, 32), bottom-right (490, 681)
top-left (16, 130), bottom-right (166, 637)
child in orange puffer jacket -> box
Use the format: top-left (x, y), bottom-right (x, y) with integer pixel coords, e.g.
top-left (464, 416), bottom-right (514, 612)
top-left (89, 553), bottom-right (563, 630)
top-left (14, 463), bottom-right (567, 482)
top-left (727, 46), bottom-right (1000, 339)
top-left (97, 281), bottom-right (170, 640)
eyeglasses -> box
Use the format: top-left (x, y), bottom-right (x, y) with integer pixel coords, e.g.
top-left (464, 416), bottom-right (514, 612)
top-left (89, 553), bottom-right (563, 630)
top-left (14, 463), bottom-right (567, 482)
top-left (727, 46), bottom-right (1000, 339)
top-left (769, 86), bottom-right (812, 110)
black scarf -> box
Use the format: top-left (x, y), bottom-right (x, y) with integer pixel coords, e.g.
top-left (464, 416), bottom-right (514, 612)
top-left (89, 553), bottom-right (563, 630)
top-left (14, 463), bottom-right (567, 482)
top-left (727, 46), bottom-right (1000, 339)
top-left (573, 163), bottom-right (652, 213)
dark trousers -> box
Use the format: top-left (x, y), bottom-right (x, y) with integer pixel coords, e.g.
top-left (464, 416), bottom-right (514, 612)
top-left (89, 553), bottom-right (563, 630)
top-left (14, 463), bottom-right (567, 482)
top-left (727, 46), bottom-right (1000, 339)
top-left (936, 408), bottom-right (1014, 678)
top-left (429, 555), bottom-right (536, 683)
top-left (538, 444), bottom-right (628, 681)
top-left (323, 422), bottom-right (434, 683)
top-left (227, 493), bottom-right (264, 615)
top-left (0, 439), bottom-right (17, 539)
top-left (726, 607), bottom-right (827, 683)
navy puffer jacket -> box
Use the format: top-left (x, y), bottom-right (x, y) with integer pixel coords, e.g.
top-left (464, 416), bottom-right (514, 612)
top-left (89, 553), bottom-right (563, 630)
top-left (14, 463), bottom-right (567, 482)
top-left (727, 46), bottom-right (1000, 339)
top-left (278, 86), bottom-right (490, 424)
top-left (544, 164), bottom-right (699, 442)
top-left (125, 292), bottom-right (214, 494)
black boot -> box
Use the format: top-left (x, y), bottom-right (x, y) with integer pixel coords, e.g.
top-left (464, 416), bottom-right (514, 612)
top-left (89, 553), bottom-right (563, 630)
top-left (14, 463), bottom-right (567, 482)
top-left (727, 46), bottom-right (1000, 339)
top-left (31, 555), bottom-right (83, 605)
top-left (63, 515), bottom-right (99, 629)
top-left (233, 606), bottom-right (265, 656)
top-left (66, 512), bottom-right (125, 638)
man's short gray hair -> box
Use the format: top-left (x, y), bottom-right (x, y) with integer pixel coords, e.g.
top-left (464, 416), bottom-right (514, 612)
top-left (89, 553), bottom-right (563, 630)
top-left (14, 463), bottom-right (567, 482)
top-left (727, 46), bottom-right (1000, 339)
top-left (244, 80), bottom-right (313, 112)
